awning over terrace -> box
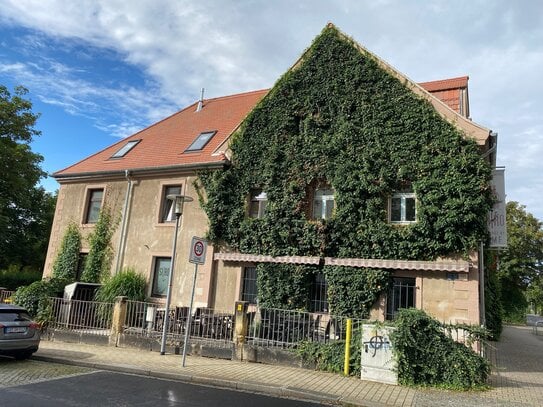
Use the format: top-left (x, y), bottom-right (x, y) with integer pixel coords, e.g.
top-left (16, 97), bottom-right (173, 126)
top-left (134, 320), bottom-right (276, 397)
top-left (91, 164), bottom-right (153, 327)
top-left (323, 257), bottom-right (470, 272)
top-left (213, 252), bottom-right (320, 265)
top-left (213, 252), bottom-right (470, 272)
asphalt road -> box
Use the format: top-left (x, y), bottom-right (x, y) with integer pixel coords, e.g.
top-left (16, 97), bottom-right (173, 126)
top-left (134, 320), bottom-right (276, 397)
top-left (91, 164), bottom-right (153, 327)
top-left (0, 359), bottom-right (321, 406)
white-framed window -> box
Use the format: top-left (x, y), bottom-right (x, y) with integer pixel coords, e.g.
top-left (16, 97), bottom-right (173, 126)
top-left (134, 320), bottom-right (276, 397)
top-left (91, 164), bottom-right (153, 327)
top-left (160, 185), bottom-right (182, 223)
top-left (248, 190), bottom-right (267, 218)
top-left (84, 188), bottom-right (104, 224)
top-left (313, 187), bottom-right (335, 220)
top-left (151, 257), bottom-right (171, 297)
top-left (390, 192), bottom-right (417, 223)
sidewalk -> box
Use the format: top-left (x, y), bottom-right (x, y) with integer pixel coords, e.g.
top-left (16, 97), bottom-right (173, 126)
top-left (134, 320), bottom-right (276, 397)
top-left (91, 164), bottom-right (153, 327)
top-left (34, 325), bottom-right (543, 406)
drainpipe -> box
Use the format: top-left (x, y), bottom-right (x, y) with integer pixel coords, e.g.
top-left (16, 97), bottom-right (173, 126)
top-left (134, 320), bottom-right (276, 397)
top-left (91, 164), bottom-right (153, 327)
top-left (115, 170), bottom-right (133, 274)
top-left (481, 132), bottom-right (498, 164)
top-left (479, 241), bottom-right (486, 327)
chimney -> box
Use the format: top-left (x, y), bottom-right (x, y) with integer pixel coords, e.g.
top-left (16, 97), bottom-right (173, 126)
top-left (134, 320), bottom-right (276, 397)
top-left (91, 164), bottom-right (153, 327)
top-left (196, 88), bottom-right (205, 112)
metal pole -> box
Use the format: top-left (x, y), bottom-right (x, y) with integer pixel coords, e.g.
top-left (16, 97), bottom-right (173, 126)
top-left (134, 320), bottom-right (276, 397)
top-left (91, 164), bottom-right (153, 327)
top-left (160, 213), bottom-right (181, 355)
top-left (479, 241), bottom-right (486, 327)
top-left (344, 319), bottom-right (352, 376)
top-left (182, 263), bottom-right (199, 367)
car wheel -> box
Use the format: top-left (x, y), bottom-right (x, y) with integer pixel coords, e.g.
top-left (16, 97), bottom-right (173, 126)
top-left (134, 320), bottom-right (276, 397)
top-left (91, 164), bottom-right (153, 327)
top-left (14, 351), bottom-right (33, 360)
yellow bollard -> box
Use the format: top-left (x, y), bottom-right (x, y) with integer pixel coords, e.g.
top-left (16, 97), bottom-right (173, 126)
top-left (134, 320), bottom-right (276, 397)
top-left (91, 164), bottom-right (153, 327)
top-left (344, 318), bottom-right (352, 376)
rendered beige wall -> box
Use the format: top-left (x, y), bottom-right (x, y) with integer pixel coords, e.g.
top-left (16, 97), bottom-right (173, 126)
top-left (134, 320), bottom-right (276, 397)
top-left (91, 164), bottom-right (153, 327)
top-left (211, 261), bottom-right (244, 311)
top-left (45, 174), bottom-right (481, 323)
top-left (43, 180), bottom-right (126, 278)
top-left (44, 173), bottom-right (219, 309)
top-left (369, 263), bottom-right (480, 325)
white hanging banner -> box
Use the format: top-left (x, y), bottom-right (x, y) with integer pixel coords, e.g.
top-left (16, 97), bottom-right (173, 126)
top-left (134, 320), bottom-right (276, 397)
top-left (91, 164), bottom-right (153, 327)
top-left (488, 168), bottom-right (507, 248)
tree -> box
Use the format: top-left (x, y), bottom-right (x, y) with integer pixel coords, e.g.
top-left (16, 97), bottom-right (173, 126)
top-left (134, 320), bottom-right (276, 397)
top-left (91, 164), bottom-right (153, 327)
top-left (0, 85), bottom-right (54, 272)
top-left (498, 201), bottom-right (543, 322)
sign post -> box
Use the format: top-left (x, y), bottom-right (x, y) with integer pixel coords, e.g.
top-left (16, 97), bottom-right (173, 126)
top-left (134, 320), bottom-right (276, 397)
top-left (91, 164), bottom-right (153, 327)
top-left (182, 236), bottom-right (207, 367)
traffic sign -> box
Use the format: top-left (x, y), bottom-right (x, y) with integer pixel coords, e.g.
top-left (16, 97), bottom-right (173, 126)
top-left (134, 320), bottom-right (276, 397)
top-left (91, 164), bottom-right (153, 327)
top-left (189, 236), bottom-right (207, 264)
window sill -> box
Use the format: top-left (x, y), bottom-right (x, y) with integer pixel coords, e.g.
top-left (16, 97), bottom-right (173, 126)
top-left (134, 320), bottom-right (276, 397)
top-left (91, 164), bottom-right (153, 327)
top-left (149, 296), bottom-right (166, 301)
top-left (154, 222), bottom-right (176, 228)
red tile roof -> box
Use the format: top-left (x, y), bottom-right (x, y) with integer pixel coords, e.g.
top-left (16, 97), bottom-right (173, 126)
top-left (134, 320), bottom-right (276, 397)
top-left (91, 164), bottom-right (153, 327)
top-left (54, 89), bottom-right (268, 178)
top-left (419, 76), bottom-right (468, 115)
top-left (54, 76), bottom-right (473, 179)
top-left (419, 76), bottom-right (468, 92)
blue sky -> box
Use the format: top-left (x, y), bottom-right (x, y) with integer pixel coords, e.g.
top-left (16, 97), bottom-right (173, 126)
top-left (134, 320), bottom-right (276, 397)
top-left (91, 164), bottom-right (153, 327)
top-left (1, 1), bottom-right (542, 219)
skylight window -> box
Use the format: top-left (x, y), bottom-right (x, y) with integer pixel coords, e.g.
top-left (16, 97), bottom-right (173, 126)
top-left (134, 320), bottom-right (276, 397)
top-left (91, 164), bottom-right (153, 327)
top-left (185, 131), bottom-right (216, 152)
top-left (111, 140), bottom-right (140, 158)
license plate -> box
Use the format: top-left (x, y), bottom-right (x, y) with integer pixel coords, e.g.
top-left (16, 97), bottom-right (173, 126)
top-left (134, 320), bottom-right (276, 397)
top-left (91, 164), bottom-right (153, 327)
top-left (5, 326), bottom-right (26, 334)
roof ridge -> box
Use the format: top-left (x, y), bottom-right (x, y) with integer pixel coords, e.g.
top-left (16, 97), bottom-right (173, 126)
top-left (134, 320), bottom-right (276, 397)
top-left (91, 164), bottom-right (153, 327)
top-left (204, 88), bottom-right (269, 103)
top-left (418, 76), bottom-right (469, 90)
top-left (419, 75), bottom-right (469, 85)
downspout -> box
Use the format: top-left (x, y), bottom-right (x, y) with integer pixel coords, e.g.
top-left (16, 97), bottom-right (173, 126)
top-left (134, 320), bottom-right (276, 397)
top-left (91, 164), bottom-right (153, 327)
top-left (479, 241), bottom-right (486, 327)
top-left (115, 170), bottom-right (133, 274)
top-left (481, 132), bottom-right (498, 165)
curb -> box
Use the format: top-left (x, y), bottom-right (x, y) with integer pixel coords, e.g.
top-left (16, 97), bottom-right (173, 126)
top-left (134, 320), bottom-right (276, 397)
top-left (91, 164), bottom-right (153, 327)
top-left (33, 354), bottom-right (348, 406)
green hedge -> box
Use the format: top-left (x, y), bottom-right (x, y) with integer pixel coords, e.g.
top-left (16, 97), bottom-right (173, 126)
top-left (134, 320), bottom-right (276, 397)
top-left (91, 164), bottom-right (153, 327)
top-left (485, 251), bottom-right (503, 340)
top-left (95, 268), bottom-right (146, 303)
top-left (13, 277), bottom-right (69, 321)
top-left (0, 265), bottom-right (42, 290)
top-left (390, 308), bottom-right (489, 389)
top-left (296, 326), bottom-right (362, 376)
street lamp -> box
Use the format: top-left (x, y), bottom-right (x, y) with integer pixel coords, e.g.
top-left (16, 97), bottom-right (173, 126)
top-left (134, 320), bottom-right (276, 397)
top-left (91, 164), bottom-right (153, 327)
top-left (160, 193), bottom-right (193, 355)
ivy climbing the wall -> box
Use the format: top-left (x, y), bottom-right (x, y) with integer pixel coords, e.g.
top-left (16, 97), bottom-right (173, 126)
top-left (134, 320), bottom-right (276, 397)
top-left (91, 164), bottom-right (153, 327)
top-left (81, 206), bottom-right (118, 283)
top-left (256, 263), bottom-right (314, 310)
top-left (198, 26), bottom-right (492, 317)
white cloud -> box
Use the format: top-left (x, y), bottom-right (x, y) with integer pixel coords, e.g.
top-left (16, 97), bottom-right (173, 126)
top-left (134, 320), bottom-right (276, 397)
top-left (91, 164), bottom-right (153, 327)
top-left (1, 0), bottom-right (542, 218)
top-left (0, 57), bottom-right (175, 137)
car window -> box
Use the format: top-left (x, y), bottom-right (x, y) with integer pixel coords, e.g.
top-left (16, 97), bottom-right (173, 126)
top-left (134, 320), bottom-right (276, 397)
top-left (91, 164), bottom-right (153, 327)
top-left (0, 310), bottom-right (32, 322)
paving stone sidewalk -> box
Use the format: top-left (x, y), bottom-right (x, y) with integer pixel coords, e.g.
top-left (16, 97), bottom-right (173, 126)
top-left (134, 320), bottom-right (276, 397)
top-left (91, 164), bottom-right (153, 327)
top-left (34, 325), bottom-right (543, 406)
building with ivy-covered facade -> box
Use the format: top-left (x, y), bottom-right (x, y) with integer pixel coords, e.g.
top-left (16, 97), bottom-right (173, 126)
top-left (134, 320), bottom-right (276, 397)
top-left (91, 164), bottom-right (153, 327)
top-left (44, 24), bottom-right (497, 325)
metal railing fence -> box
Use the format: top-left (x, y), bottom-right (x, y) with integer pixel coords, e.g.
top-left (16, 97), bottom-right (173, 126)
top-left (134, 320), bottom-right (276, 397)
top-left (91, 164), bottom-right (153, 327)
top-left (122, 300), bottom-right (234, 347)
top-left (46, 297), bottom-right (113, 336)
top-left (245, 306), bottom-right (366, 348)
top-left (0, 290), bottom-right (15, 303)
top-left (534, 321), bottom-right (543, 336)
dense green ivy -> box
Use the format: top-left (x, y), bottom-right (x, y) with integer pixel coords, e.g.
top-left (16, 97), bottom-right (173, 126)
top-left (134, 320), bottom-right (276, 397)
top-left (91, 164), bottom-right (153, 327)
top-left (391, 309), bottom-right (490, 389)
top-left (199, 26), bottom-right (492, 316)
top-left (51, 222), bottom-right (81, 281)
top-left (256, 263), bottom-right (313, 310)
top-left (81, 206), bottom-right (117, 283)
top-left (485, 251), bottom-right (503, 340)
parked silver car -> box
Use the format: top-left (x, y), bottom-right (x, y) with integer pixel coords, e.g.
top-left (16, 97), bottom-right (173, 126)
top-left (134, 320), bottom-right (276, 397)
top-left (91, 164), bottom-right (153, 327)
top-left (0, 304), bottom-right (40, 360)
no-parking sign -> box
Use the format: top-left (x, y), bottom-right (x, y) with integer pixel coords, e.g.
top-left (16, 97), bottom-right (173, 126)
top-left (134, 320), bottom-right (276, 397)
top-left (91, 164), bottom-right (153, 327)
top-left (189, 236), bottom-right (207, 265)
